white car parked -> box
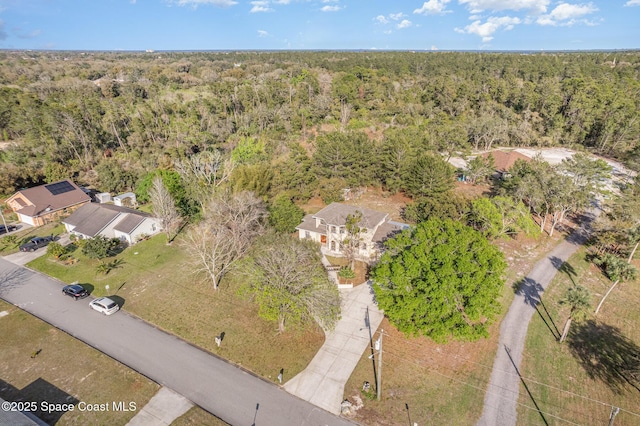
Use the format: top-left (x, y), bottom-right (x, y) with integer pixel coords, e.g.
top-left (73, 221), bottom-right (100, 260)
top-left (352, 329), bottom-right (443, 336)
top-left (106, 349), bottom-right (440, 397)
top-left (89, 297), bottom-right (120, 315)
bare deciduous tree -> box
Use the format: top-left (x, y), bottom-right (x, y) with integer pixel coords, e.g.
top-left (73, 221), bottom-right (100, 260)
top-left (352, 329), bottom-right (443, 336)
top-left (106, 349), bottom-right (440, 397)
top-left (184, 191), bottom-right (266, 290)
top-left (149, 176), bottom-right (181, 242)
top-left (174, 150), bottom-right (234, 213)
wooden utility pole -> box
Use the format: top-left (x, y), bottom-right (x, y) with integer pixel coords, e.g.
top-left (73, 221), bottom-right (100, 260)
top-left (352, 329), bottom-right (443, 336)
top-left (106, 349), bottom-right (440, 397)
top-left (376, 329), bottom-right (383, 401)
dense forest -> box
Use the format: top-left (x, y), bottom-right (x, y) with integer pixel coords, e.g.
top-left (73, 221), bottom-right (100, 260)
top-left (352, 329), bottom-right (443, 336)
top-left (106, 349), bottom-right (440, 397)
top-left (0, 50), bottom-right (639, 200)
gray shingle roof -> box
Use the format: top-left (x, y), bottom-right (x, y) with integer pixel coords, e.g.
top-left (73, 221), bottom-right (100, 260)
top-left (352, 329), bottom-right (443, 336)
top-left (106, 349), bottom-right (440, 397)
top-left (113, 214), bottom-right (146, 234)
top-left (64, 203), bottom-right (149, 237)
top-left (296, 214), bottom-right (325, 233)
top-left (310, 203), bottom-right (388, 229)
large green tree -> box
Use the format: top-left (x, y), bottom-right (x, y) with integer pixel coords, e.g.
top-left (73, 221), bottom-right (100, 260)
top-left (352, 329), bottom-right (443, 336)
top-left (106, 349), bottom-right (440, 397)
top-left (244, 234), bottom-right (340, 333)
top-left (402, 154), bottom-right (455, 199)
top-left (372, 218), bottom-right (506, 342)
top-left (268, 195), bottom-right (305, 234)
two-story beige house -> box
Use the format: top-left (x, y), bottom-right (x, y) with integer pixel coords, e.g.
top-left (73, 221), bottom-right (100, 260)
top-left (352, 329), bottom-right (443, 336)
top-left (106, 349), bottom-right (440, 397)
top-left (296, 203), bottom-right (409, 263)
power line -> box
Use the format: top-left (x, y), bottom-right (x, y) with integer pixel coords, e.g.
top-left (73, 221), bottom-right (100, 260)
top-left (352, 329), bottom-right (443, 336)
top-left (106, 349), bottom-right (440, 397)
top-left (378, 330), bottom-right (640, 419)
top-left (381, 349), bottom-right (585, 426)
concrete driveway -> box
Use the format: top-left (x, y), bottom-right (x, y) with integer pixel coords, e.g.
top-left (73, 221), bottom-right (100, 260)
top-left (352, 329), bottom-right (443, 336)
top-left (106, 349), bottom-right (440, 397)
top-left (0, 258), bottom-right (355, 426)
top-left (4, 234), bottom-right (70, 266)
top-left (285, 282), bottom-right (384, 414)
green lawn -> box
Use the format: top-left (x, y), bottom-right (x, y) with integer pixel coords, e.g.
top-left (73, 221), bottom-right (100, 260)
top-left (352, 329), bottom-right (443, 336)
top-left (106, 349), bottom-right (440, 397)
top-left (27, 232), bottom-right (325, 381)
top-left (0, 300), bottom-right (159, 425)
top-left (518, 248), bottom-right (640, 426)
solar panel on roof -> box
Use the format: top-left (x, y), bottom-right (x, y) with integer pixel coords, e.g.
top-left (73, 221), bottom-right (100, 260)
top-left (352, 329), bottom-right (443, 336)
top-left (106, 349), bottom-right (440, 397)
top-left (45, 181), bottom-right (76, 196)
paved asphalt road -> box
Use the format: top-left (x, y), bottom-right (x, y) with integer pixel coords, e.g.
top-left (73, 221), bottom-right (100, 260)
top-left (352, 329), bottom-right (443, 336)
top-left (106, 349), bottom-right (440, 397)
top-left (477, 208), bottom-right (599, 426)
top-left (0, 258), bottom-right (355, 426)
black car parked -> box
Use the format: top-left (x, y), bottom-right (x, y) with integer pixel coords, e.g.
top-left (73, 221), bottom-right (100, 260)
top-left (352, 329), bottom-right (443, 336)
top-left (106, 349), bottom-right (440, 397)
top-left (62, 284), bottom-right (89, 300)
top-left (19, 236), bottom-right (55, 252)
top-left (0, 224), bottom-right (17, 234)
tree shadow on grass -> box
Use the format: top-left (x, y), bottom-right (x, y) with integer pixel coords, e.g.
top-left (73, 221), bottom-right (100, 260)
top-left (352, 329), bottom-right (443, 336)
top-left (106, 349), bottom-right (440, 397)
top-left (567, 320), bottom-right (640, 394)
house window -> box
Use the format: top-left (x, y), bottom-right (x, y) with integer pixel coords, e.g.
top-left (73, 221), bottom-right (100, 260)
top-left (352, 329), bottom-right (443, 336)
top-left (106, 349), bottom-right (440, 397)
top-left (152, 223), bottom-right (157, 232)
top-left (361, 243), bottom-right (367, 250)
top-left (305, 231), bottom-right (311, 239)
top-left (340, 228), bottom-right (345, 234)
top-left (331, 226), bottom-right (337, 233)
top-left (331, 241), bottom-right (336, 251)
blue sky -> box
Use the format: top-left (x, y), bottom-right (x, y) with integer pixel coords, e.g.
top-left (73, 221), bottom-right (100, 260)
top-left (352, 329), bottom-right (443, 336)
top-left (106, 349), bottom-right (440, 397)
top-left (0, 0), bottom-right (638, 51)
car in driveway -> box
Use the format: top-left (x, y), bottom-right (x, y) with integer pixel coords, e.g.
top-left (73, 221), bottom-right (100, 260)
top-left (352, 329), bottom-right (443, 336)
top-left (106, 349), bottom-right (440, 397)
top-left (0, 224), bottom-right (17, 235)
top-left (19, 236), bottom-right (54, 252)
top-left (89, 297), bottom-right (120, 315)
top-left (62, 284), bottom-right (89, 300)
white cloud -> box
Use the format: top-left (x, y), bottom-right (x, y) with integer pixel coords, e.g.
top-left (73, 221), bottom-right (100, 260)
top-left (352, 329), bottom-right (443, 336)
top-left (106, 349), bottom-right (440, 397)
top-left (536, 2), bottom-right (597, 26)
top-left (250, 1), bottom-right (272, 12)
top-left (458, 0), bottom-right (549, 14)
top-left (272, 0), bottom-right (291, 3)
top-left (389, 12), bottom-right (406, 21)
top-left (321, 5), bottom-right (341, 12)
top-left (413, 0), bottom-right (451, 15)
top-left (173, 0), bottom-right (238, 7)
top-left (397, 19), bottom-right (412, 29)
top-left (257, 30), bottom-right (269, 37)
top-left (456, 15), bottom-right (520, 42)
top-left (374, 15), bottom-right (389, 24)
top-left (625, 0), bottom-right (640, 5)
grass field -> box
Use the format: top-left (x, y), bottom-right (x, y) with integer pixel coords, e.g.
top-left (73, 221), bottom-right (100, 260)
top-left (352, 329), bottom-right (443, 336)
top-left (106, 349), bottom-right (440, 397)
top-left (27, 232), bottom-right (325, 382)
top-left (173, 406), bottom-right (229, 425)
top-left (518, 248), bottom-right (640, 426)
top-left (0, 300), bottom-right (159, 425)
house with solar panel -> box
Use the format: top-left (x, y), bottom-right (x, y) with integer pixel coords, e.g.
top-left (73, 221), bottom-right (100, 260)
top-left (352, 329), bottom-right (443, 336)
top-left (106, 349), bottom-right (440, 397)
top-left (5, 180), bottom-right (92, 226)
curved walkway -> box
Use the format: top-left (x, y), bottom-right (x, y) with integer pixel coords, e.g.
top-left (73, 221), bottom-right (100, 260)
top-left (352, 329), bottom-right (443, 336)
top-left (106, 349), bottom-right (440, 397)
top-left (477, 209), bottom-right (598, 426)
top-left (285, 282), bottom-right (384, 415)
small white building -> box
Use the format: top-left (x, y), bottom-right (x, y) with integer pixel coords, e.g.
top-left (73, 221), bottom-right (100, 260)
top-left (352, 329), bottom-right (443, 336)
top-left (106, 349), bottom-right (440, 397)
top-left (95, 192), bottom-right (112, 204)
top-left (113, 192), bottom-right (137, 207)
